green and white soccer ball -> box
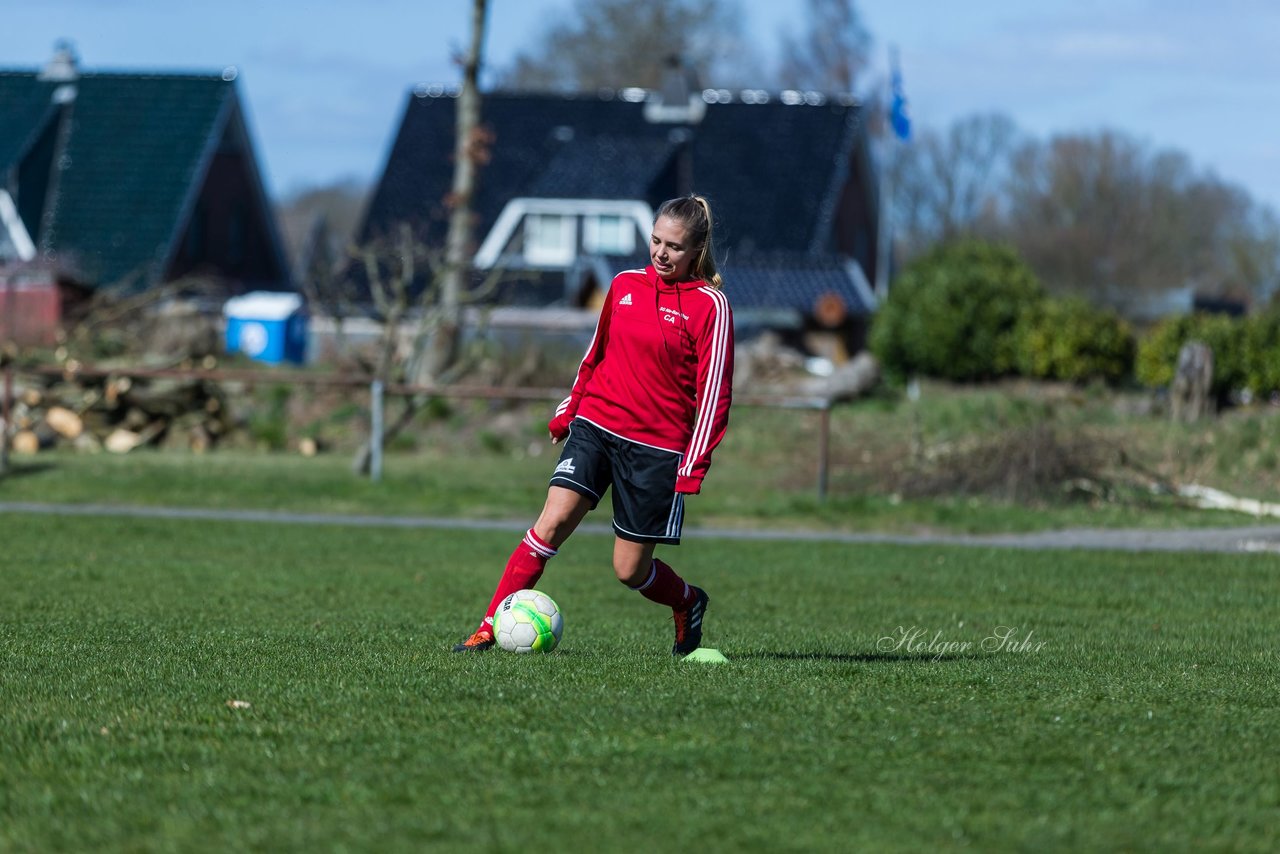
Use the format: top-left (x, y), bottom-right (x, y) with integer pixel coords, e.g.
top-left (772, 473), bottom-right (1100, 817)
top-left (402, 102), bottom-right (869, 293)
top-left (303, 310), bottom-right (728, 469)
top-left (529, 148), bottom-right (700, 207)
top-left (494, 589), bottom-right (564, 653)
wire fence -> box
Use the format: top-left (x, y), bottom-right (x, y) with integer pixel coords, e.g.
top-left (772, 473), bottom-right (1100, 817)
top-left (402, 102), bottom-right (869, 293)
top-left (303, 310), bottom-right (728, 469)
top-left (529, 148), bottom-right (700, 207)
top-left (5, 363), bottom-right (838, 499)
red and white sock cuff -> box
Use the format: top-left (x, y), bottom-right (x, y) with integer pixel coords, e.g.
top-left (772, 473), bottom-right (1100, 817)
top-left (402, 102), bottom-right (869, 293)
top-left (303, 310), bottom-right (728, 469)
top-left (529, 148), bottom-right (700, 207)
top-left (630, 561), bottom-right (658, 591)
top-left (523, 529), bottom-right (558, 559)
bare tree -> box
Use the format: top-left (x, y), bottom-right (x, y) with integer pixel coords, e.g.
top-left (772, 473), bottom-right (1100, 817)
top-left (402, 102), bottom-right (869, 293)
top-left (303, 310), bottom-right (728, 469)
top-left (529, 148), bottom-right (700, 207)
top-left (498, 0), bottom-right (764, 91)
top-left (276, 179), bottom-right (369, 280)
top-left (348, 225), bottom-right (505, 476)
top-left (777, 0), bottom-right (872, 93)
top-left (346, 0), bottom-right (495, 476)
top-left (1001, 130), bottom-right (1280, 307)
top-left (430, 0), bottom-right (490, 384)
top-left (889, 112), bottom-right (1019, 258)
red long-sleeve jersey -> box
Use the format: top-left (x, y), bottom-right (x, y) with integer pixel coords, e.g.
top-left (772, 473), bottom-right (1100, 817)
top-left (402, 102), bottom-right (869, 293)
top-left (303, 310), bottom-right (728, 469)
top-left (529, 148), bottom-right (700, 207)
top-left (556, 265), bottom-right (734, 493)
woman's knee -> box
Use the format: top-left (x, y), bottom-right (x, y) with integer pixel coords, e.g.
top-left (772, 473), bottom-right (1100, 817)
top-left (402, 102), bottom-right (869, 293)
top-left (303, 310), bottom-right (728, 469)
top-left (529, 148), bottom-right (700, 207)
top-left (533, 487), bottom-right (591, 546)
top-left (612, 540), bottom-right (654, 586)
top-left (613, 559), bottom-right (647, 586)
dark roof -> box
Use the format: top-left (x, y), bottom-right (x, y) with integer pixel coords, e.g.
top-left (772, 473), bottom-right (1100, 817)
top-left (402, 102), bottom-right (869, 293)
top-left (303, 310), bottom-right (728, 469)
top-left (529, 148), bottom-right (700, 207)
top-left (527, 135), bottom-right (678, 198)
top-left (0, 77), bottom-right (59, 170)
top-left (725, 251), bottom-right (874, 316)
top-left (0, 69), bottom-right (281, 288)
top-left (362, 89), bottom-right (872, 258)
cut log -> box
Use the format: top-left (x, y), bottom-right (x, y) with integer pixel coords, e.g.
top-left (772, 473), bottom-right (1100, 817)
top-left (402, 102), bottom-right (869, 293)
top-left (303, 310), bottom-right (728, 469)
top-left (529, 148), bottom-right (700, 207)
top-left (104, 428), bottom-right (142, 454)
top-left (188, 424), bottom-right (212, 454)
top-left (104, 421), bottom-right (166, 454)
top-left (122, 379), bottom-right (210, 419)
top-left (12, 430), bottom-right (40, 455)
top-left (104, 375), bottom-right (132, 406)
top-left (45, 405), bottom-right (84, 439)
top-left (1179, 483), bottom-right (1280, 518)
top-left (826, 352), bottom-right (880, 402)
top-left (12, 424), bottom-right (55, 454)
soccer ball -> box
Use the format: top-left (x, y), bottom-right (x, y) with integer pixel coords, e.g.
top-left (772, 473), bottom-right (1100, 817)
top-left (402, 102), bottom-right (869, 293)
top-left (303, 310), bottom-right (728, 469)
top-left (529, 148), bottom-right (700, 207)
top-left (494, 589), bottom-right (564, 653)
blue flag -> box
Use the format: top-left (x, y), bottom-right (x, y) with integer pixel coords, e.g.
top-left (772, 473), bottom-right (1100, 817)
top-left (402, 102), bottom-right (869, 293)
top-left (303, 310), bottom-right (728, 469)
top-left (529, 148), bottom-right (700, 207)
top-left (889, 48), bottom-right (911, 141)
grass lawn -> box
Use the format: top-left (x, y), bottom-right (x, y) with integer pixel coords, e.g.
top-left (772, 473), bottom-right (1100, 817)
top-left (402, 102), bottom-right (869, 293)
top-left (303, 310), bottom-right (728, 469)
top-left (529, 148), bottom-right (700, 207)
top-left (2, 513), bottom-right (1277, 851)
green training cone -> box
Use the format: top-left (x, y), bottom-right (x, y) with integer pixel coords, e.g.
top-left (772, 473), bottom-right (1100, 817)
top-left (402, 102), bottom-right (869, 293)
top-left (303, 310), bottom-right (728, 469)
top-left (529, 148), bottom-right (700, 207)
top-left (682, 648), bottom-right (729, 664)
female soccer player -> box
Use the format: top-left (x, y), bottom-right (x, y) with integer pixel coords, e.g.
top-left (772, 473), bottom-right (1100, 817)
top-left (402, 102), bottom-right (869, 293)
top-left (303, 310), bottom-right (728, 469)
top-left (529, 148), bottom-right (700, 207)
top-left (454, 194), bottom-right (734, 655)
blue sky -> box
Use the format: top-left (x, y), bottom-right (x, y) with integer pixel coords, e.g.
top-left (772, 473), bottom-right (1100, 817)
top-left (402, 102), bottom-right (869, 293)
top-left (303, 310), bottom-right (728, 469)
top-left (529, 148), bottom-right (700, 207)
top-left (4, 0), bottom-right (1279, 211)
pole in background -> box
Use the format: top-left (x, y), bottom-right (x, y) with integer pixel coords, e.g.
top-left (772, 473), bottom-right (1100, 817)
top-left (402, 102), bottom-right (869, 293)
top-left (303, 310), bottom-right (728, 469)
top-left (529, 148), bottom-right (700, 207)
top-left (817, 404), bottom-right (831, 501)
top-left (370, 379), bottom-right (384, 483)
top-left (875, 46), bottom-right (912, 296)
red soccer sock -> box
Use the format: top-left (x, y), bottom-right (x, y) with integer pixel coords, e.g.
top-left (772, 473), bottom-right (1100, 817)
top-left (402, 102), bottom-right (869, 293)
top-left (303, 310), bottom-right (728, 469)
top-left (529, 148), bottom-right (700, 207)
top-left (480, 529), bottom-right (557, 632)
top-left (629, 557), bottom-right (695, 610)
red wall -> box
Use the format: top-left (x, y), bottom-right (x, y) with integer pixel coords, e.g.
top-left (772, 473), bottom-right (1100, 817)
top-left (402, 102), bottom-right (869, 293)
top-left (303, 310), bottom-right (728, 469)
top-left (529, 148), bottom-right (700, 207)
top-left (0, 275), bottom-right (61, 346)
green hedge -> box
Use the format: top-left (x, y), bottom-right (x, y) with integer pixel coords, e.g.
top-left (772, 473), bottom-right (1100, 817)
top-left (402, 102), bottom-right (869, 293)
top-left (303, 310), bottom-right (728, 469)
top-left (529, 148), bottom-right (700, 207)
top-left (1241, 310), bottom-right (1280, 399)
top-left (1134, 312), bottom-right (1245, 398)
top-left (1016, 297), bottom-right (1135, 385)
top-left (871, 239), bottom-right (1275, 395)
top-left (870, 241), bottom-right (1044, 382)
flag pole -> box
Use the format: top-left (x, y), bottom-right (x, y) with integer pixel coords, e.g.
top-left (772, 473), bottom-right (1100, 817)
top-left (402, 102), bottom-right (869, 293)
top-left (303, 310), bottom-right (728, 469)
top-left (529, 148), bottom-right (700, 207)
top-left (875, 128), bottom-right (894, 296)
top-left (875, 46), bottom-right (909, 296)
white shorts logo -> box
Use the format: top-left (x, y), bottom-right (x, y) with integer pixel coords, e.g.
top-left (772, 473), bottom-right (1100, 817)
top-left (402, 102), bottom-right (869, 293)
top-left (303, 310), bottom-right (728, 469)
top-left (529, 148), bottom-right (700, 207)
top-left (554, 458), bottom-right (576, 475)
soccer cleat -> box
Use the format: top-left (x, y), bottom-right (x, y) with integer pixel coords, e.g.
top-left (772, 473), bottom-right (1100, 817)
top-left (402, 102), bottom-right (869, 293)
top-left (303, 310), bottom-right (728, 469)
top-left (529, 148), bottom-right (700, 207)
top-left (672, 587), bottom-right (710, 656)
top-left (452, 629), bottom-right (495, 652)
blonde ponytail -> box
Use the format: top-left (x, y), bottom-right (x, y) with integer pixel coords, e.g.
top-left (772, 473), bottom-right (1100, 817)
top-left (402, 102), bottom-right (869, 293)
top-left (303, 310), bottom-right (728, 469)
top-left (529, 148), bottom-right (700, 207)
top-left (655, 194), bottom-right (723, 289)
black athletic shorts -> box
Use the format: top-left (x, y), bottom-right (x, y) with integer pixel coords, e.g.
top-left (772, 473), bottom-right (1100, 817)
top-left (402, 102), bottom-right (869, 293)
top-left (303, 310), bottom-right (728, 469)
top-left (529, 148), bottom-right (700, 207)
top-left (549, 418), bottom-right (685, 545)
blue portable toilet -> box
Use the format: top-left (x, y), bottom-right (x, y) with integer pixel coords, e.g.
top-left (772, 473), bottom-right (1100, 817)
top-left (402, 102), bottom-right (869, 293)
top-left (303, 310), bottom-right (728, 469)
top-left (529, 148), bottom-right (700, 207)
top-left (223, 291), bottom-right (307, 364)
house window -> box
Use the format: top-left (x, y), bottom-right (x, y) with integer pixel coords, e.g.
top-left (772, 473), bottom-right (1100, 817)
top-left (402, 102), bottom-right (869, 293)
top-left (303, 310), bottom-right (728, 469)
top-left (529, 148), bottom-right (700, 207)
top-left (583, 214), bottom-right (635, 256)
top-left (524, 214), bottom-right (575, 266)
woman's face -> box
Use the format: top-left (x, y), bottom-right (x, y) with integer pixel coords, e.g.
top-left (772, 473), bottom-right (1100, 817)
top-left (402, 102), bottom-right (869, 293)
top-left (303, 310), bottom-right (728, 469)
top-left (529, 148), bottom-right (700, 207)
top-left (650, 215), bottom-right (697, 282)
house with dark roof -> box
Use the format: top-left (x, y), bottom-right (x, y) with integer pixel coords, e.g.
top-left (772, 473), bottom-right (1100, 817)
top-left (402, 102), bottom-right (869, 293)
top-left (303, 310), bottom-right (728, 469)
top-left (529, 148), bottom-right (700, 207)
top-left (360, 73), bottom-right (882, 350)
top-left (0, 45), bottom-right (290, 319)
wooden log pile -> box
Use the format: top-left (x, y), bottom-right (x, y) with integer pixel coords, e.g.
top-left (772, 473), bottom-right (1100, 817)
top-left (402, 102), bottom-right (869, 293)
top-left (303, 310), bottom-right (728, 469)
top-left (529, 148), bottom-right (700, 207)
top-left (7, 371), bottom-right (233, 454)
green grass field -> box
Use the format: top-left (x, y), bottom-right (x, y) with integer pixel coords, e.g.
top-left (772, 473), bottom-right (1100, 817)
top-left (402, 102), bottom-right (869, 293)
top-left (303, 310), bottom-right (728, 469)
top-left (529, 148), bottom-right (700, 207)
top-left (3, 511), bottom-right (1278, 851)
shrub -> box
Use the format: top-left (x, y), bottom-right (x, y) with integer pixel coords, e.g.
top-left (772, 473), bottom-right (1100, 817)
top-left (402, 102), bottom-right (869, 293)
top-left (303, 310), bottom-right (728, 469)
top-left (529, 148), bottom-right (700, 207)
top-left (1016, 297), bottom-right (1136, 385)
top-left (1135, 312), bottom-right (1245, 398)
top-left (1241, 310), bottom-right (1280, 398)
top-left (870, 241), bottom-right (1045, 382)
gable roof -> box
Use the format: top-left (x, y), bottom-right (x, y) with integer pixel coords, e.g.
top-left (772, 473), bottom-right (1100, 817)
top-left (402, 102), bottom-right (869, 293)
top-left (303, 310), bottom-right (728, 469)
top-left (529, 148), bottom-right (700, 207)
top-left (363, 88), bottom-right (876, 259)
top-left (0, 78), bottom-right (61, 171)
top-left (0, 68), bottom-right (286, 290)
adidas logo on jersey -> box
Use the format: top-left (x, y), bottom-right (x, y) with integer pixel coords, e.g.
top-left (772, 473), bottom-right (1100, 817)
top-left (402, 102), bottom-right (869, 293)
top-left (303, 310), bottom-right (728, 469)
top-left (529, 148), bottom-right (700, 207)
top-left (619, 293), bottom-right (633, 305)
top-left (554, 458), bottom-right (576, 474)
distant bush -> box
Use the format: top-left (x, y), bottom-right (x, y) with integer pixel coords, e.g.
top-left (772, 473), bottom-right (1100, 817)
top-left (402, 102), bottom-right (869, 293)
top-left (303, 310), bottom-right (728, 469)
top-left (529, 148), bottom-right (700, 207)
top-left (1016, 297), bottom-right (1135, 385)
top-left (871, 241), bottom-right (1044, 382)
top-left (1135, 312), bottom-right (1245, 398)
top-left (1241, 310), bottom-right (1280, 398)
